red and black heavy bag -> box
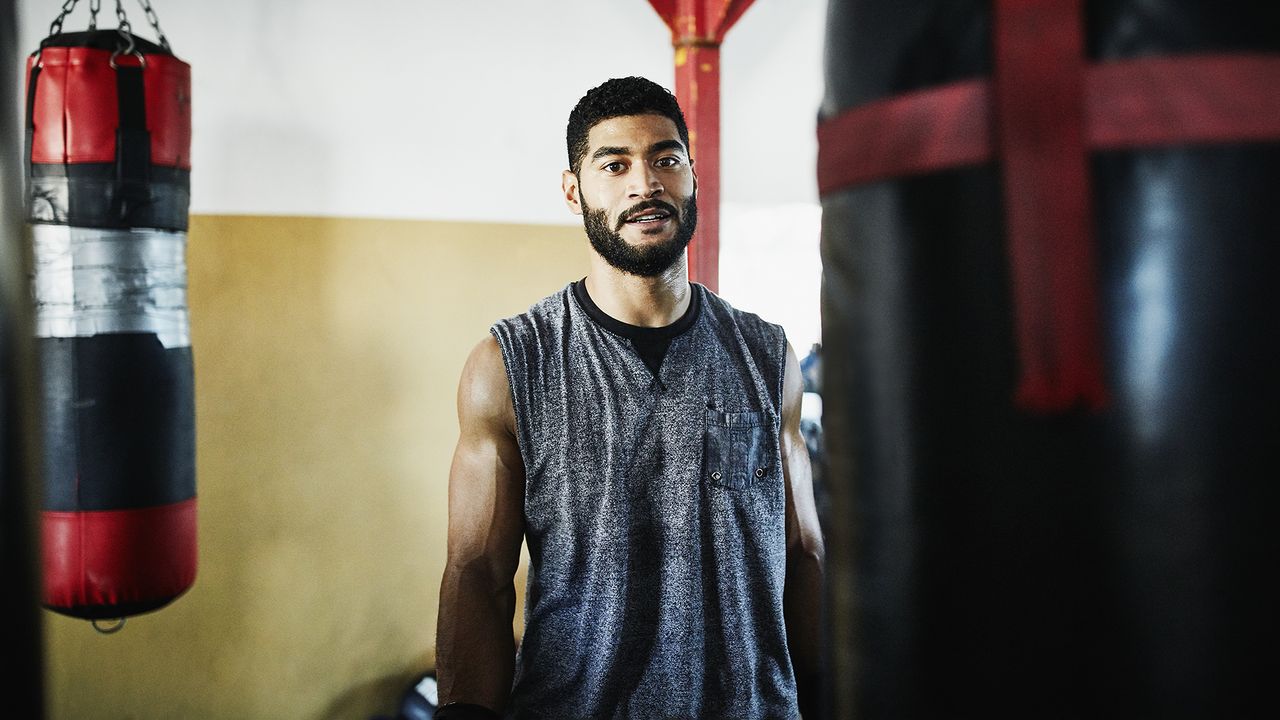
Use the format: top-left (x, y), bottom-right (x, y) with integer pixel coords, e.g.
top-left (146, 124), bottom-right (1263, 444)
top-left (818, 0), bottom-right (1280, 717)
top-left (25, 28), bottom-right (195, 621)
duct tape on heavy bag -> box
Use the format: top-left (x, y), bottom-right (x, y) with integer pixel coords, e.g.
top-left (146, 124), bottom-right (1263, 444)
top-left (25, 0), bottom-right (195, 627)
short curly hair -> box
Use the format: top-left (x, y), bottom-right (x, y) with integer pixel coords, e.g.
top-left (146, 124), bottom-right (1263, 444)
top-left (566, 77), bottom-right (690, 175)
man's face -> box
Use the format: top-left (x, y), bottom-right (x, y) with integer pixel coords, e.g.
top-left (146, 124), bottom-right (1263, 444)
top-left (563, 114), bottom-right (697, 277)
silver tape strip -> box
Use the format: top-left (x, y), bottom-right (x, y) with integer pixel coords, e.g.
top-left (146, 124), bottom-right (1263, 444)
top-left (30, 225), bottom-right (191, 349)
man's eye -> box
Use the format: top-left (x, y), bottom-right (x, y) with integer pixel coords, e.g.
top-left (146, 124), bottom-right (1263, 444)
top-left (655, 157), bottom-right (681, 168)
top-left (603, 162), bottom-right (625, 173)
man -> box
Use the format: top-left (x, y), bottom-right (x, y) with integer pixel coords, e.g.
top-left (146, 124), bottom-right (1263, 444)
top-left (436, 77), bottom-right (824, 720)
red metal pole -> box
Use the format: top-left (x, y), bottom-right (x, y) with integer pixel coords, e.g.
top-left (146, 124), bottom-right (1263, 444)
top-left (648, 0), bottom-right (757, 293)
top-left (674, 42), bottom-right (721, 291)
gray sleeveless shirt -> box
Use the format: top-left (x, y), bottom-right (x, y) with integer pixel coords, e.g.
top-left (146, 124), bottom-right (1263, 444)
top-left (491, 282), bottom-right (798, 720)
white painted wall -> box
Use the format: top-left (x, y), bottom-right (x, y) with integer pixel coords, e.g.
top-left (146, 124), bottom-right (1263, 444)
top-left (15, 0), bottom-right (824, 222)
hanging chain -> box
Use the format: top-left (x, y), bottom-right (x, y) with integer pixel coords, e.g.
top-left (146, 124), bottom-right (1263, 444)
top-left (48, 0), bottom-right (81, 37)
top-left (136, 0), bottom-right (171, 51)
top-left (41, 0), bottom-right (171, 59)
top-left (114, 0), bottom-right (135, 54)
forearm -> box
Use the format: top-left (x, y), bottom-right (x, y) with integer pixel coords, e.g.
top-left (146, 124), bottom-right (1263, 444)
top-left (436, 560), bottom-right (518, 712)
top-left (785, 544), bottom-right (825, 716)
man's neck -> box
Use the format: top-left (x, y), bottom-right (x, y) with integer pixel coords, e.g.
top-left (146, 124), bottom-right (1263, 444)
top-left (584, 256), bottom-right (691, 328)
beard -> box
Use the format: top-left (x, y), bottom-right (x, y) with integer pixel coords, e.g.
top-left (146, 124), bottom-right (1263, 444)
top-left (581, 193), bottom-right (698, 277)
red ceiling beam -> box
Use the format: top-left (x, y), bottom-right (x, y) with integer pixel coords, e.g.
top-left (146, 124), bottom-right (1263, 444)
top-left (647, 0), bottom-right (757, 293)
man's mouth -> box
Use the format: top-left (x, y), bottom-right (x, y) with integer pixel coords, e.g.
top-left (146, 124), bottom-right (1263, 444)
top-left (622, 208), bottom-right (673, 227)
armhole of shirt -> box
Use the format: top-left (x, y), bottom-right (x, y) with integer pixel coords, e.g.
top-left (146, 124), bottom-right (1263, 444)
top-left (489, 323), bottom-right (534, 480)
top-left (775, 324), bottom-right (789, 437)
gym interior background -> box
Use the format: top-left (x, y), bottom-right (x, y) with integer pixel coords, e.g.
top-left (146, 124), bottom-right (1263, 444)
top-left (6, 1), bottom-right (825, 717)
top-left (9, 1), bottom-right (1275, 718)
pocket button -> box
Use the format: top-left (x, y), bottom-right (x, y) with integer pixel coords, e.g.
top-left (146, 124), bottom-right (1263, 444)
top-left (711, 471), bottom-right (722, 481)
top-left (755, 468), bottom-right (765, 478)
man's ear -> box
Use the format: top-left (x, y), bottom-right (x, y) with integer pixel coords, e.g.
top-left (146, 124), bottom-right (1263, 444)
top-left (562, 170), bottom-right (583, 216)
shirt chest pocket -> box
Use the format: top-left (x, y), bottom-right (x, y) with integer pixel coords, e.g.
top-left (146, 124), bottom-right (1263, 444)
top-left (703, 408), bottom-right (773, 491)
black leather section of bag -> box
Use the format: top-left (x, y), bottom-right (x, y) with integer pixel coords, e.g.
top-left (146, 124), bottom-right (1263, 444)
top-left (27, 163), bottom-right (190, 230)
top-left (40, 334), bottom-right (195, 512)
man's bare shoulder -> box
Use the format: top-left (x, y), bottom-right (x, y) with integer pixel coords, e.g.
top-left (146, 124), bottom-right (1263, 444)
top-left (457, 335), bottom-right (515, 433)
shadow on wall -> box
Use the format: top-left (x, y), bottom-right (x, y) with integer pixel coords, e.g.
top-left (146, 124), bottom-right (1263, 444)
top-left (322, 671), bottom-right (424, 720)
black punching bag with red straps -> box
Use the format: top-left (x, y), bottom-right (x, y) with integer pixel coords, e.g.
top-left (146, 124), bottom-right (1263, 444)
top-left (818, 1), bottom-right (1279, 717)
top-left (25, 24), bottom-right (195, 622)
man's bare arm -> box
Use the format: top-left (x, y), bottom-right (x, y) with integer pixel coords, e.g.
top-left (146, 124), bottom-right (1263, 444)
top-left (781, 341), bottom-right (826, 717)
top-left (436, 336), bottom-right (526, 713)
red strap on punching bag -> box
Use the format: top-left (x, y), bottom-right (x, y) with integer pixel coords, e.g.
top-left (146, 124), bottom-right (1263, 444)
top-left (1088, 54), bottom-right (1280, 149)
top-left (816, 56), bottom-right (1280, 190)
top-left (992, 0), bottom-right (1106, 412)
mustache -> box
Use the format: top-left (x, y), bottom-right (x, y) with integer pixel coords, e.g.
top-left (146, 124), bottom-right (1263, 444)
top-left (615, 200), bottom-right (681, 231)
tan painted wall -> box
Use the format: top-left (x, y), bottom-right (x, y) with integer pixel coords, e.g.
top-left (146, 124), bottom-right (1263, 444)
top-left (43, 214), bottom-right (588, 719)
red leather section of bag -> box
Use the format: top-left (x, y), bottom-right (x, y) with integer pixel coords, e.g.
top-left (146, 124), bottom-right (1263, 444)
top-left (42, 498), bottom-right (197, 612)
top-left (145, 53), bottom-right (192, 168)
top-left (26, 47), bottom-right (191, 168)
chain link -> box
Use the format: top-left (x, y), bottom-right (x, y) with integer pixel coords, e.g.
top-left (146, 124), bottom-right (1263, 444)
top-left (114, 0), bottom-right (135, 55)
top-left (88, 0), bottom-right (101, 31)
top-left (48, 0), bottom-right (81, 37)
top-left (136, 0), bottom-right (171, 51)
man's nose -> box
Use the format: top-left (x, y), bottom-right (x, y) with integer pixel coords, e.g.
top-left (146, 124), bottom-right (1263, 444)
top-left (627, 165), bottom-right (664, 199)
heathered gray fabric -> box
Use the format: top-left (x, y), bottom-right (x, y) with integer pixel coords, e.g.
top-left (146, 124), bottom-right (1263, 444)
top-left (490, 282), bottom-right (797, 720)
